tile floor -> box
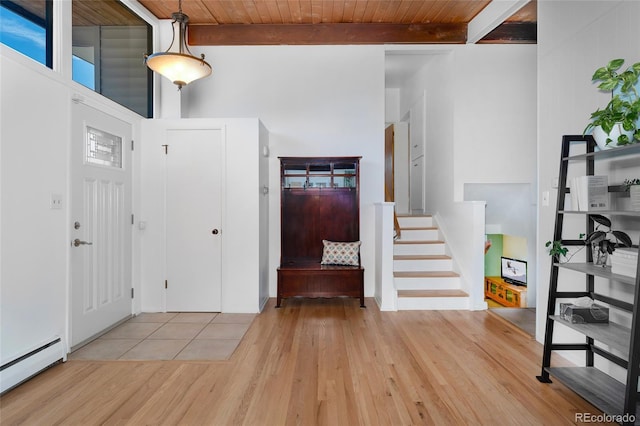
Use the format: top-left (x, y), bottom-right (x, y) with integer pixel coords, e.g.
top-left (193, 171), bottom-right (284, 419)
top-left (70, 312), bottom-right (255, 361)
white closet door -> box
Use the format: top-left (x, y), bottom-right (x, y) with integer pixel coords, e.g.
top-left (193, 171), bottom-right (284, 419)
top-left (165, 129), bottom-right (222, 312)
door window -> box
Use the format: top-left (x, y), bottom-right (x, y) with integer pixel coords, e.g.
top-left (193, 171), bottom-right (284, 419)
top-left (86, 126), bottom-right (122, 168)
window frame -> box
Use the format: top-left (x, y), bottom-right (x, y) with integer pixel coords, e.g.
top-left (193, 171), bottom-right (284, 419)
top-left (71, 0), bottom-right (154, 118)
top-left (1, 0), bottom-right (53, 68)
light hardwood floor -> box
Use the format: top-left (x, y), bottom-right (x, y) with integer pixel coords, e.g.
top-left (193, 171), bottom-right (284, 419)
top-left (0, 298), bottom-right (607, 425)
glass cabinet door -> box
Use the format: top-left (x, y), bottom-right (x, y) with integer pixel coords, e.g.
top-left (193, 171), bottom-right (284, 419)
top-left (333, 161), bottom-right (357, 188)
top-left (281, 158), bottom-right (359, 189)
top-left (308, 163), bottom-right (331, 188)
top-left (283, 163), bottom-right (307, 188)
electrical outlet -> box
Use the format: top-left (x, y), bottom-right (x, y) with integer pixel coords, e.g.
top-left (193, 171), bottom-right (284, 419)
top-left (51, 194), bottom-right (63, 209)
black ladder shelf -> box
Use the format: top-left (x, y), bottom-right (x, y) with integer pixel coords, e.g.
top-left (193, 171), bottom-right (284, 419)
top-left (536, 135), bottom-right (640, 426)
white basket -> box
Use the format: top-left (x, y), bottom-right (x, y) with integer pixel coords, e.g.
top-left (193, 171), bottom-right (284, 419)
top-left (631, 185), bottom-right (640, 212)
top-left (611, 247), bottom-right (638, 279)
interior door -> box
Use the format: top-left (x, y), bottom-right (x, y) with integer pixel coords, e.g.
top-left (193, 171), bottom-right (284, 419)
top-left (410, 156), bottom-right (425, 214)
top-left (165, 129), bottom-right (222, 312)
top-left (384, 124), bottom-right (394, 202)
top-left (71, 103), bottom-right (132, 347)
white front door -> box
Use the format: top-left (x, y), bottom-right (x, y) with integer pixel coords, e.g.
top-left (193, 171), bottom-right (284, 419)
top-left (165, 129), bottom-right (222, 312)
top-left (70, 103), bottom-right (132, 347)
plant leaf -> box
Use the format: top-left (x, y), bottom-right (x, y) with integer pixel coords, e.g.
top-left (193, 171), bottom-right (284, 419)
top-left (612, 230), bottom-right (633, 247)
top-left (586, 230), bottom-right (606, 244)
top-left (597, 80), bottom-right (618, 91)
top-left (618, 134), bottom-right (630, 145)
top-left (605, 241), bottom-right (614, 254)
top-left (607, 58), bottom-right (625, 71)
top-left (592, 67), bottom-right (609, 80)
top-left (589, 214), bottom-right (611, 228)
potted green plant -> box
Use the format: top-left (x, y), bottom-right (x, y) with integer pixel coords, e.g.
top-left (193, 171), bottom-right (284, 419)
top-left (545, 240), bottom-right (569, 263)
top-left (545, 233), bottom-right (587, 263)
top-left (585, 214), bottom-right (633, 265)
top-left (625, 178), bottom-right (640, 211)
top-left (584, 59), bottom-right (640, 149)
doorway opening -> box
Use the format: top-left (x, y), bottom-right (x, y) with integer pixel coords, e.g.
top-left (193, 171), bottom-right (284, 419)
top-left (465, 183), bottom-right (537, 337)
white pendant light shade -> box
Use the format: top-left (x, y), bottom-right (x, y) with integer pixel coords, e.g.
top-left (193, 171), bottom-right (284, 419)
top-left (146, 52), bottom-right (212, 88)
top-left (145, 2), bottom-right (212, 90)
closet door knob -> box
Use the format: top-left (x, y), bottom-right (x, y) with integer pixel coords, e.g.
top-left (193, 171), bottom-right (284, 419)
top-left (212, 229), bottom-right (219, 235)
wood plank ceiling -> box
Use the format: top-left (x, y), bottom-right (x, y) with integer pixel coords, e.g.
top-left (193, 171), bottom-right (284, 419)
top-left (11, 0), bottom-right (536, 45)
top-left (138, 0), bottom-right (537, 45)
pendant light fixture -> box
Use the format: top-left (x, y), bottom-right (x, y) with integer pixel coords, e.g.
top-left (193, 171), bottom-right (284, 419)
top-left (145, 0), bottom-right (212, 90)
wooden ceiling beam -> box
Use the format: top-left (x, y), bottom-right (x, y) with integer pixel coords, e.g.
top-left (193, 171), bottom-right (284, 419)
top-left (188, 23), bottom-right (468, 45)
top-left (477, 22), bottom-right (537, 44)
top-left (467, 0), bottom-right (531, 44)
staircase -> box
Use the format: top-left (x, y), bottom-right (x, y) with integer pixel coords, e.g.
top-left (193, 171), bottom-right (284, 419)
top-left (394, 215), bottom-right (470, 310)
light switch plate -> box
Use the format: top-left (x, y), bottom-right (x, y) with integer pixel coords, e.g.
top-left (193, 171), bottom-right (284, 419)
top-left (542, 191), bottom-right (550, 207)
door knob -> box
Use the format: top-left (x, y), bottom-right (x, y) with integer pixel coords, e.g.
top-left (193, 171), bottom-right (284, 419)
top-left (211, 229), bottom-right (219, 235)
top-left (73, 239), bottom-right (93, 247)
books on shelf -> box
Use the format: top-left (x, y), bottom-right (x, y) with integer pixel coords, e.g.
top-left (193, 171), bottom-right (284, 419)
top-left (569, 176), bottom-right (609, 211)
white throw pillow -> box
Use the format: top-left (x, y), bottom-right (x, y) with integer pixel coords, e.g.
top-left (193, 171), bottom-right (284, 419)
top-left (321, 240), bottom-right (361, 266)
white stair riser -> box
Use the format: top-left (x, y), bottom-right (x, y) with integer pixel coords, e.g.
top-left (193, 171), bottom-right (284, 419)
top-left (393, 243), bottom-right (445, 256)
top-left (393, 258), bottom-right (452, 272)
top-left (392, 217), bottom-right (469, 311)
top-left (397, 297), bottom-right (470, 310)
top-left (397, 216), bottom-right (433, 228)
top-left (394, 276), bottom-right (461, 291)
top-left (397, 229), bottom-right (439, 241)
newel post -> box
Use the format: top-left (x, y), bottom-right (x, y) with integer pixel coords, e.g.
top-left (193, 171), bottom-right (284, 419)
top-left (375, 202), bottom-right (397, 311)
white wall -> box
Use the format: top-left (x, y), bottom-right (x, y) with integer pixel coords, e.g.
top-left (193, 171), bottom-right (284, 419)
top-left (385, 88), bottom-right (401, 123)
top-left (537, 0), bottom-right (640, 379)
top-left (1, 51), bottom-right (69, 363)
top-left (434, 202), bottom-right (488, 310)
top-left (391, 44), bottom-right (537, 208)
top-left (0, 47), bottom-right (142, 362)
top-left (258, 122), bottom-right (270, 308)
top-left (452, 45), bottom-right (537, 201)
top-left (180, 45), bottom-right (386, 297)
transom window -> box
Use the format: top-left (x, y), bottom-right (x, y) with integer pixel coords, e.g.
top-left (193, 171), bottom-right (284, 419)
top-left (0, 0), bottom-right (53, 68)
top-left (72, 0), bottom-right (153, 118)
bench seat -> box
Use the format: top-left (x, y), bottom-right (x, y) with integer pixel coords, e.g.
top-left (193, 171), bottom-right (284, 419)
top-left (277, 260), bottom-right (364, 307)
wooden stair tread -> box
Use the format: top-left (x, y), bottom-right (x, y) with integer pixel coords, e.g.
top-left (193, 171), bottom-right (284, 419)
top-left (397, 290), bottom-right (468, 298)
top-left (393, 255), bottom-right (451, 260)
top-left (394, 271), bottom-right (460, 278)
top-left (400, 226), bottom-right (437, 230)
top-left (394, 240), bottom-right (444, 245)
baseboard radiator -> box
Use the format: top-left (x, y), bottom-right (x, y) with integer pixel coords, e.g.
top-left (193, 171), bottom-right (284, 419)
top-left (0, 337), bottom-right (65, 394)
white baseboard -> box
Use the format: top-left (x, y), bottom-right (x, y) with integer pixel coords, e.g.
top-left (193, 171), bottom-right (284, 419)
top-left (0, 338), bottom-right (65, 394)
